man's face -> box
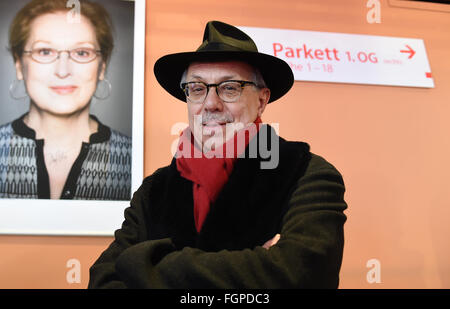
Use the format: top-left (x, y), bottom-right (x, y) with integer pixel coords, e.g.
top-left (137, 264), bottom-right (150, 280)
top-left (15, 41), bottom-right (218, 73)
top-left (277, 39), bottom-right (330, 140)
top-left (185, 61), bottom-right (270, 152)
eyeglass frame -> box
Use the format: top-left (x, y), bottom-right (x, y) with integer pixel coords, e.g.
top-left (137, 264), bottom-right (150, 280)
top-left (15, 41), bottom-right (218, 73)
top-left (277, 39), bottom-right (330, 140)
top-left (180, 80), bottom-right (261, 104)
top-left (22, 48), bottom-right (102, 64)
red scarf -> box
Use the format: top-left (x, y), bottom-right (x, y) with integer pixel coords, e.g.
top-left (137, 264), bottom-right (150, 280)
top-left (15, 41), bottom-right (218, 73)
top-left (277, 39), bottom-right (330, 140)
top-left (176, 117), bottom-right (262, 232)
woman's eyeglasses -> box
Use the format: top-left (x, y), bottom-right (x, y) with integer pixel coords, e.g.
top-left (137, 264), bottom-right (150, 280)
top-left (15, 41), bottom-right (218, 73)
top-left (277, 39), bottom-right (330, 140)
top-left (23, 48), bottom-right (101, 64)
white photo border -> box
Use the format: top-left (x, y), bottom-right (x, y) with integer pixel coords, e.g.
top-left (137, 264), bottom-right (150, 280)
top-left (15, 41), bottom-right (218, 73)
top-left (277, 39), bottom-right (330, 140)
top-left (0, 0), bottom-right (145, 236)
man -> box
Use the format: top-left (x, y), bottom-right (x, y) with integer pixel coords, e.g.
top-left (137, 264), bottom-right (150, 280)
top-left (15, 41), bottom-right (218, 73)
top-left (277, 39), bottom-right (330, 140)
top-left (88, 21), bottom-right (347, 289)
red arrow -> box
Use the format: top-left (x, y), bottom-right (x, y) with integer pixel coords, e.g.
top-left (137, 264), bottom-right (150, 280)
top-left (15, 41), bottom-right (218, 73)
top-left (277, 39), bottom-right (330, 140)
top-left (400, 45), bottom-right (416, 59)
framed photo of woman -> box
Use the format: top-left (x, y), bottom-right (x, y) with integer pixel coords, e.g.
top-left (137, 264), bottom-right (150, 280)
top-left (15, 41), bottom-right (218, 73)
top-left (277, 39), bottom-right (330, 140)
top-left (0, 0), bottom-right (145, 235)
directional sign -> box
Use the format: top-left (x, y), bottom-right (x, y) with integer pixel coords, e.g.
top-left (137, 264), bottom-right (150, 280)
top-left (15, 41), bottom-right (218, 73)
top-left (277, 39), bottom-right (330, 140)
top-left (238, 26), bottom-right (434, 88)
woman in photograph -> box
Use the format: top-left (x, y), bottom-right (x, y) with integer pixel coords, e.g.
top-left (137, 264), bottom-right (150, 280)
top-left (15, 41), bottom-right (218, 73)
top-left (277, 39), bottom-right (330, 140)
top-left (0, 0), bottom-right (132, 200)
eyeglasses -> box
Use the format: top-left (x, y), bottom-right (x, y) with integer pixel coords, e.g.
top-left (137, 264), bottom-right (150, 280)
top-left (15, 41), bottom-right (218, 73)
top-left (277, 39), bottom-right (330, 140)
top-left (180, 80), bottom-right (259, 104)
top-left (22, 48), bottom-right (101, 64)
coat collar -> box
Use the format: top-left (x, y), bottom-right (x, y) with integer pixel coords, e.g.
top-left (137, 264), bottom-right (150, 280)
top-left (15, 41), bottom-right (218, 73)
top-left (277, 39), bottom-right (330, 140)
top-left (11, 113), bottom-right (111, 144)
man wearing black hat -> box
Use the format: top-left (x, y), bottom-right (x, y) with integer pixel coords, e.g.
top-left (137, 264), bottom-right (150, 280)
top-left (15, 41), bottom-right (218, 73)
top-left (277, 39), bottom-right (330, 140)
top-left (89, 21), bottom-right (347, 289)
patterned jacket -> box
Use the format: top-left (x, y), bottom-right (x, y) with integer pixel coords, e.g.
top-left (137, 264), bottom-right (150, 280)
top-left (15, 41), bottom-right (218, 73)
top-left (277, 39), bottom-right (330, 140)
top-left (0, 114), bottom-right (132, 200)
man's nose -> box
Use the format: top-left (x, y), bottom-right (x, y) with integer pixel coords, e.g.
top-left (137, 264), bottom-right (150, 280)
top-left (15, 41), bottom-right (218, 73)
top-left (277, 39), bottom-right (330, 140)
top-left (54, 51), bottom-right (71, 78)
top-left (202, 86), bottom-right (224, 112)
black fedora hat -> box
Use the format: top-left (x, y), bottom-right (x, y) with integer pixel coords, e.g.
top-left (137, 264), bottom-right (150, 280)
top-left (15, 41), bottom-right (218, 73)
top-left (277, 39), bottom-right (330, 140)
top-left (154, 21), bottom-right (294, 104)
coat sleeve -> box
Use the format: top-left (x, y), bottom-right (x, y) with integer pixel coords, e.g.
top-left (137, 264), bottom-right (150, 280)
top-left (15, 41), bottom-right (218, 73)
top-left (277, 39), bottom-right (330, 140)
top-left (114, 154), bottom-right (348, 288)
top-left (88, 173), bottom-right (157, 289)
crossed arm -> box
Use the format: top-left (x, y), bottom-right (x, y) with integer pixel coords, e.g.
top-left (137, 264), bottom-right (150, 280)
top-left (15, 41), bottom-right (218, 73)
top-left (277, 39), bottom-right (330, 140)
top-left (88, 155), bottom-right (347, 289)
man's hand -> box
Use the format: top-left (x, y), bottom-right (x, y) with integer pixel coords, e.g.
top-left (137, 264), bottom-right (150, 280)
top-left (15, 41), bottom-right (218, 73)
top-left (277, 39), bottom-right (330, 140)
top-left (262, 234), bottom-right (280, 249)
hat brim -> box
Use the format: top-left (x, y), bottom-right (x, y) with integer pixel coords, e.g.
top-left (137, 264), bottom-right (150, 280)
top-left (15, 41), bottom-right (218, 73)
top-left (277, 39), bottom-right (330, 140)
top-left (154, 51), bottom-right (294, 104)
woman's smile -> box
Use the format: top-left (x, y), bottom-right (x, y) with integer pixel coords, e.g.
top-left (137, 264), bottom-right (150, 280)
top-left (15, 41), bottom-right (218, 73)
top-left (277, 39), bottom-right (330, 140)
top-left (49, 85), bottom-right (78, 95)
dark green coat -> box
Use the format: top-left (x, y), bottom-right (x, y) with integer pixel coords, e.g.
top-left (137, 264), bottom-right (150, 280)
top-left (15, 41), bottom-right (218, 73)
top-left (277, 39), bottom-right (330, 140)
top-left (88, 125), bottom-right (347, 288)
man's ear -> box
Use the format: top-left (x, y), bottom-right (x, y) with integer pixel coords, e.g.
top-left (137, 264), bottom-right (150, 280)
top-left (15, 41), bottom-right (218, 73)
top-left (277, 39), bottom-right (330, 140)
top-left (257, 88), bottom-right (270, 117)
top-left (15, 58), bottom-right (24, 80)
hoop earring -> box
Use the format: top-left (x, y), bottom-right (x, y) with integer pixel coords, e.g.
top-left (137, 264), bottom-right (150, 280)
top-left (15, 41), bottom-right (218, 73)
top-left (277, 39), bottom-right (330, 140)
top-left (9, 79), bottom-right (28, 100)
top-left (94, 78), bottom-right (112, 100)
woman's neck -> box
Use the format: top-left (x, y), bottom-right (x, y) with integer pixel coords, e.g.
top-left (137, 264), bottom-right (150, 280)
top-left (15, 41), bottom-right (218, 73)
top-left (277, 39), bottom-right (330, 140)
top-left (24, 107), bottom-right (98, 147)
